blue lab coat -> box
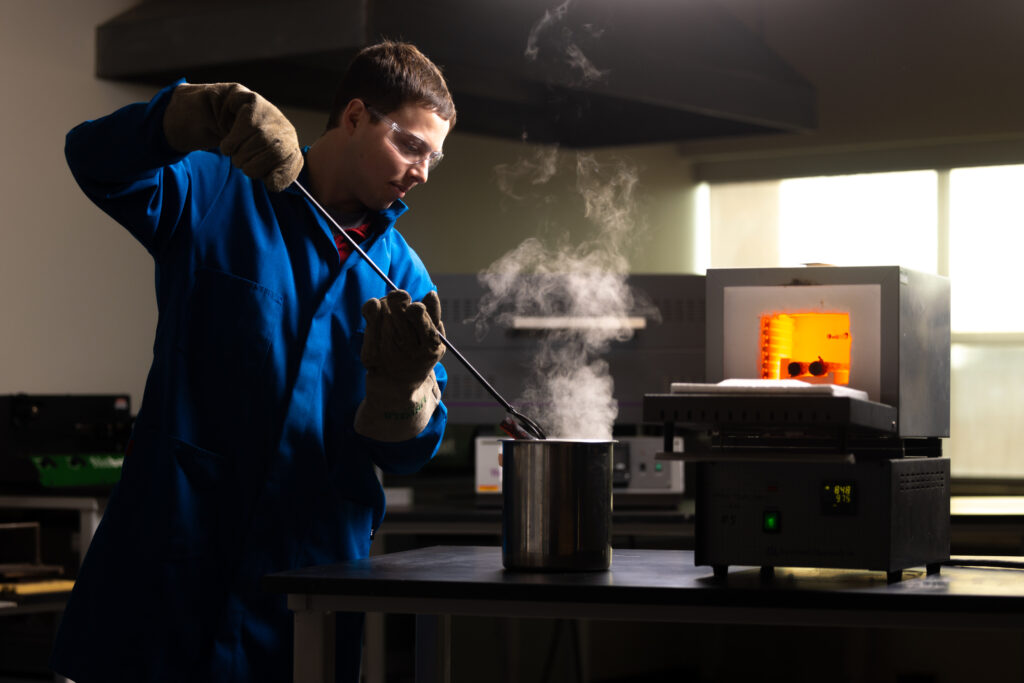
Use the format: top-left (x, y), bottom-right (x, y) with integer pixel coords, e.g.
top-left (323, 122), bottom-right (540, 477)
top-left (50, 81), bottom-right (447, 683)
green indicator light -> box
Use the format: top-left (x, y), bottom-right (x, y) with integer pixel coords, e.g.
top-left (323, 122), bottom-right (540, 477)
top-left (763, 511), bottom-right (781, 533)
top-left (654, 462), bottom-right (663, 472)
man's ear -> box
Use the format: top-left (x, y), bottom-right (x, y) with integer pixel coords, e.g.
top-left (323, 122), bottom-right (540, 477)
top-left (341, 99), bottom-right (368, 134)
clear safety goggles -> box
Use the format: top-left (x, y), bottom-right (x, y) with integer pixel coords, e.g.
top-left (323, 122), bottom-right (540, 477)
top-left (367, 106), bottom-right (444, 170)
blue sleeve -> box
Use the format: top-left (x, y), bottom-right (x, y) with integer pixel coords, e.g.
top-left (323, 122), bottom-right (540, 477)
top-left (64, 79), bottom-right (230, 260)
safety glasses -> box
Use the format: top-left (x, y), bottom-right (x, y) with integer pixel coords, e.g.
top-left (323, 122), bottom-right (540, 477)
top-left (367, 106), bottom-right (444, 170)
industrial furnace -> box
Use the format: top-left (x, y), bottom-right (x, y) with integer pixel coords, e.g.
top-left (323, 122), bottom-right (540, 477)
top-left (644, 266), bottom-right (950, 581)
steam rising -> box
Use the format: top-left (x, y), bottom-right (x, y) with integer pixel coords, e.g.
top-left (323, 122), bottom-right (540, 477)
top-left (524, 0), bottom-right (571, 62)
top-left (524, 0), bottom-right (609, 86)
top-left (478, 151), bottom-right (653, 439)
top-left (473, 0), bottom-right (653, 439)
top-left (493, 148), bottom-right (559, 201)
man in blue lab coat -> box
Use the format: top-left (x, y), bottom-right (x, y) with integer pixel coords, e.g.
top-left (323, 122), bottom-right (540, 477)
top-left (51, 40), bottom-right (455, 683)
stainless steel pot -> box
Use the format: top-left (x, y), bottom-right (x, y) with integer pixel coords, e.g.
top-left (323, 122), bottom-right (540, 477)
top-left (501, 439), bottom-right (615, 571)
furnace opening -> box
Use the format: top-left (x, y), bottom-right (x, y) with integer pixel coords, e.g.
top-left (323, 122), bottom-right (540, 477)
top-left (759, 312), bottom-right (851, 385)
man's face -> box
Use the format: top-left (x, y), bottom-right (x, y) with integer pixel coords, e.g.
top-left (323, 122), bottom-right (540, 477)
top-left (348, 102), bottom-right (450, 211)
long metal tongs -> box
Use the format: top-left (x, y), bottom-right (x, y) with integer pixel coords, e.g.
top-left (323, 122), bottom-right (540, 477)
top-left (293, 180), bottom-right (547, 440)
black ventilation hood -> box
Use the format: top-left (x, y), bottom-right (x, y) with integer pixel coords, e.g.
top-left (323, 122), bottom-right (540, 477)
top-left (95, 0), bottom-right (816, 147)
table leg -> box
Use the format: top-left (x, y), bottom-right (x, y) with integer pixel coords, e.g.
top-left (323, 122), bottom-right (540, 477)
top-left (503, 619), bottom-right (520, 683)
top-left (77, 504), bottom-right (101, 567)
top-left (293, 608), bottom-right (335, 683)
top-left (363, 611), bottom-right (385, 683)
top-left (576, 619), bottom-right (591, 683)
top-left (415, 613), bottom-right (451, 683)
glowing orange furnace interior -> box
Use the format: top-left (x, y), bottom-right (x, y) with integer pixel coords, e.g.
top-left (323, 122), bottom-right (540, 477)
top-left (759, 312), bottom-right (851, 385)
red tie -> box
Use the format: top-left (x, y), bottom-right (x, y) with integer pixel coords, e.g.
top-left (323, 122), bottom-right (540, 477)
top-left (334, 223), bottom-right (371, 263)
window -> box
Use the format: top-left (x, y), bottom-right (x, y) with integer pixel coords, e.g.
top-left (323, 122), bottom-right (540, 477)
top-left (949, 165), bottom-right (1024, 333)
top-left (698, 165), bottom-right (1024, 481)
top-left (779, 172), bottom-right (938, 272)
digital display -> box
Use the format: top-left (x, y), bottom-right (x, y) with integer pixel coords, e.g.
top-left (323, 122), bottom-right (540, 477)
top-left (821, 481), bottom-right (857, 515)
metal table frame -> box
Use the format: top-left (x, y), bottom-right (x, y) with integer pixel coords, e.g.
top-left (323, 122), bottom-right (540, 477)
top-left (0, 495), bottom-right (101, 683)
top-left (265, 545), bottom-right (1024, 683)
top-left (0, 494), bottom-right (104, 567)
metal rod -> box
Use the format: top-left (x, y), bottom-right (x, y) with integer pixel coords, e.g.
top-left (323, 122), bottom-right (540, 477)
top-left (293, 180), bottom-right (546, 439)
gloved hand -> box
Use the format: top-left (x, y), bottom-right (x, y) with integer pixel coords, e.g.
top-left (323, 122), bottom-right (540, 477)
top-left (163, 82), bottom-right (303, 192)
top-left (355, 290), bottom-right (446, 442)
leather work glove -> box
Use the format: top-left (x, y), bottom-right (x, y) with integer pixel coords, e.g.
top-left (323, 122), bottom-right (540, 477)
top-left (163, 82), bottom-right (303, 192)
top-left (355, 290), bottom-right (447, 442)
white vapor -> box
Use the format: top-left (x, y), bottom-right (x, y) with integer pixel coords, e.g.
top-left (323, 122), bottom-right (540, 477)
top-left (524, 0), bottom-right (609, 87)
top-left (477, 151), bottom-right (651, 439)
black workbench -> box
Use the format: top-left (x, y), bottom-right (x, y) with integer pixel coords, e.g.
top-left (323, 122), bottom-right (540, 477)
top-left (263, 545), bottom-right (1024, 683)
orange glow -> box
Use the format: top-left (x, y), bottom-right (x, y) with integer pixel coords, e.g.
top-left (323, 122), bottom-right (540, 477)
top-left (759, 312), bottom-right (851, 385)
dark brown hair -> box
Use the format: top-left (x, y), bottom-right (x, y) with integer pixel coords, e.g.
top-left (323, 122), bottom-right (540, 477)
top-left (326, 40), bottom-right (456, 131)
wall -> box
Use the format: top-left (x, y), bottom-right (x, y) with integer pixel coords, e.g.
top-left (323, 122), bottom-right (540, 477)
top-left (1, 1), bottom-right (158, 409)
top-left (402, 133), bottom-right (699, 274)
